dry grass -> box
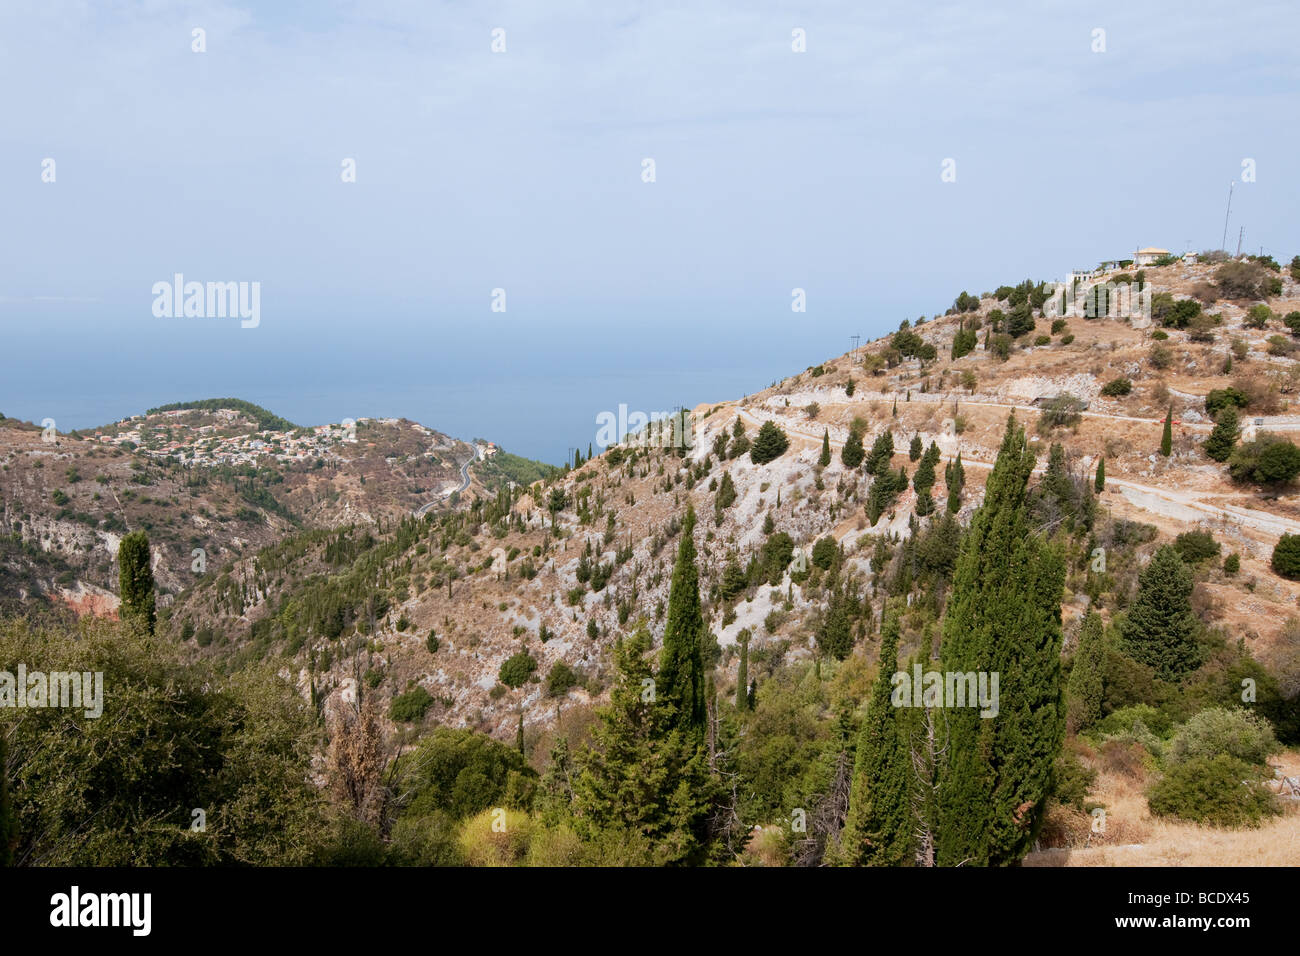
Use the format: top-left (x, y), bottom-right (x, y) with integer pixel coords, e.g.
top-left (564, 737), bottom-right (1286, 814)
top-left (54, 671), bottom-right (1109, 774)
top-left (1026, 749), bottom-right (1300, 867)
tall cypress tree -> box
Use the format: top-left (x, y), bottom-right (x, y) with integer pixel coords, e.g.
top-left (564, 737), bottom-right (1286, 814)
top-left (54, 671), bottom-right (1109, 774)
top-left (909, 433), bottom-right (923, 461)
top-left (1160, 407), bottom-right (1173, 457)
top-left (659, 505), bottom-right (707, 737)
top-left (843, 613), bottom-right (914, 866)
top-left (1204, 405), bottom-right (1239, 462)
top-left (735, 629), bottom-right (750, 712)
top-left (1120, 545), bottom-right (1201, 681)
top-left (819, 429), bottom-right (832, 467)
top-left (936, 415), bottom-right (1065, 866)
top-left (1066, 611), bottom-right (1106, 733)
top-left (945, 453), bottom-right (965, 514)
top-left (118, 530), bottom-right (155, 635)
top-left (1094, 456), bottom-right (1105, 492)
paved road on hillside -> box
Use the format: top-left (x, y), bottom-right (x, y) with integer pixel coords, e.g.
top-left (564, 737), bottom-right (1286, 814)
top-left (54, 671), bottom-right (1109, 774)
top-left (732, 404), bottom-right (1300, 540)
top-left (414, 447), bottom-right (476, 517)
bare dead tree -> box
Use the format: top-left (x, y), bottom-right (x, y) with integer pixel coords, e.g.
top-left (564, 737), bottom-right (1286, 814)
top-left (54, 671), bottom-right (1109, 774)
top-left (326, 691), bottom-right (390, 829)
top-left (910, 707), bottom-right (947, 867)
top-left (792, 746), bottom-right (854, 867)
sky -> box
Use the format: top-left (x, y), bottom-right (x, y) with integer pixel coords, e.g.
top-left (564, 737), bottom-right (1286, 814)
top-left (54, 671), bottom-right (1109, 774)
top-left (2, 0), bottom-right (1298, 462)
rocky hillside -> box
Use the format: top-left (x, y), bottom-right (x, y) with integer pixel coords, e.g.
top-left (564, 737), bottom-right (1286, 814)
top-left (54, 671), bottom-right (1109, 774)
top-left (142, 253), bottom-right (1300, 753)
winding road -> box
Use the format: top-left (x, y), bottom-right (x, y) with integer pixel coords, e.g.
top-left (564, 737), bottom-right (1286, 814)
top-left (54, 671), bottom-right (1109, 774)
top-left (413, 446), bottom-right (477, 517)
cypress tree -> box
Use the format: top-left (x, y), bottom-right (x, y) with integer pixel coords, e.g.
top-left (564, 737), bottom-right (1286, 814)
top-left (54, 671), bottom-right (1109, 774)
top-left (936, 415), bottom-right (1065, 866)
top-left (841, 426), bottom-right (865, 469)
top-left (735, 629), bottom-right (751, 712)
top-left (909, 433), bottom-right (923, 461)
top-left (843, 613), bottom-right (913, 865)
top-left (1094, 456), bottom-right (1105, 492)
top-left (1066, 611), bottom-right (1106, 733)
top-left (118, 530), bottom-right (156, 635)
top-left (659, 505), bottom-right (708, 737)
top-left (819, 429), bottom-right (832, 467)
top-left (1119, 545), bottom-right (1201, 681)
top-left (1204, 405), bottom-right (1239, 462)
top-left (1160, 407), bottom-right (1173, 457)
top-left (945, 453), bottom-right (965, 514)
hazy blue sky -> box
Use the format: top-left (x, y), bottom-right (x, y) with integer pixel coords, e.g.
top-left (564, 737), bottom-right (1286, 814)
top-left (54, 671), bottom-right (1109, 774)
top-left (2, 0), bottom-right (1297, 461)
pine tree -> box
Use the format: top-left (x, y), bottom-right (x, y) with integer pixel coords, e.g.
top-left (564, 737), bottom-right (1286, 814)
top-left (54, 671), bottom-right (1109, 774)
top-left (1204, 405), bottom-right (1240, 462)
top-left (659, 505), bottom-right (708, 737)
top-left (841, 427), bottom-right (865, 469)
top-left (118, 530), bottom-right (156, 635)
top-left (843, 614), bottom-right (913, 865)
top-left (573, 626), bottom-right (718, 865)
top-left (819, 429), bottom-right (832, 467)
top-left (735, 629), bottom-right (751, 712)
top-left (945, 453), bottom-right (965, 514)
top-left (1160, 407), bottom-right (1173, 457)
top-left (750, 421), bottom-right (790, 464)
top-left (1066, 612), bottom-right (1106, 734)
top-left (935, 415), bottom-right (1065, 866)
top-left (909, 433), bottom-right (922, 461)
top-left (865, 431), bottom-right (895, 475)
top-left (1119, 545), bottom-right (1201, 681)
top-left (1094, 456), bottom-right (1105, 492)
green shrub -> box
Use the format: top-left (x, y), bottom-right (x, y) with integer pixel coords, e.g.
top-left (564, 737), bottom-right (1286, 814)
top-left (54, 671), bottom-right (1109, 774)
top-left (427, 630), bottom-right (440, 653)
top-left (1272, 533), bottom-right (1300, 579)
top-left (1223, 553), bottom-right (1240, 574)
top-left (390, 685), bottom-right (435, 723)
top-left (1147, 755), bottom-right (1278, 828)
top-left (499, 651), bottom-right (538, 688)
top-left (1094, 703), bottom-right (1173, 740)
top-left (546, 660), bottom-right (579, 697)
top-left (1228, 434), bottom-right (1300, 488)
top-left (1173, 530), bottom-right (1220, 564)
top-left (1034, 334), bottom-right (1051, 346)
top-left (1059, 333), bottom-right (1075, 345)
top-left (1050, 318), bottom-right (1067, 334)
top-left (1205, 387), bottom-right (1249, 417)
top-left (1165, 707), bottom-right (1279, 767)
top-left (1100, 378), bottom-right (1132, 397)
top-left (457, 807), bottom-right (535, 866)
top-left (398, 727), bottom-right (537, 821)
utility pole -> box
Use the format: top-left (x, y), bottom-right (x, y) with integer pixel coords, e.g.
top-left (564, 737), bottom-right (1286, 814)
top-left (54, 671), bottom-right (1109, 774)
top-left (1221, 181), bottom-right (1235, 252)
top-left (1236, 226), bottom-right (1245, 258)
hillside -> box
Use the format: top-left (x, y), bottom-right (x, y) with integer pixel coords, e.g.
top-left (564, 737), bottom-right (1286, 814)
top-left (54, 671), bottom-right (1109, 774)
top-left (151, 256), bottom-right (1300, 737)
top-left (7, 253), bottom-right (1300, 866)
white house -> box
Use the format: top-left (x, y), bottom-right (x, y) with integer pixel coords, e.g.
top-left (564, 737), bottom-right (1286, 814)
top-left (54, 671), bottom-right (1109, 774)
top-left (1134, 246), bottom-right (1170, 267)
